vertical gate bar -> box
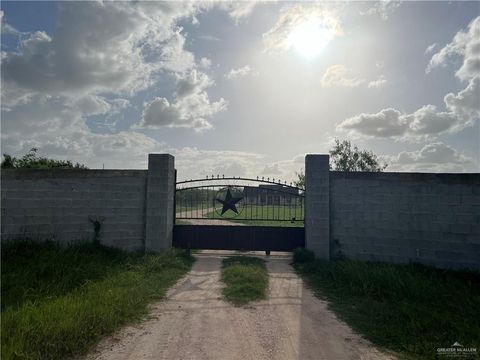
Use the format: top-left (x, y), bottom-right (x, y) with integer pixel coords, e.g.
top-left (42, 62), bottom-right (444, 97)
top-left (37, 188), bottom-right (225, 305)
top-left (249, 187), bottom-right (252, 221)
top-left (255, 188), bottom-right (258, 221)
top-left (273, 194), bottom-right (275, 221)
top-left (173, 169), bottom-right (177, 224)
top-left (294, 195), bottom-right (298, 221)
top-left (289, 194), bottom-right (292, 222)
top-left (301, 197), bottom-right (304, 221)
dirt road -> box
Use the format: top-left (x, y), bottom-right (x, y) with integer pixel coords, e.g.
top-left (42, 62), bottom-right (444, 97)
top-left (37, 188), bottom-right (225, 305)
top-left (86, 252), bottom-right (395, 360)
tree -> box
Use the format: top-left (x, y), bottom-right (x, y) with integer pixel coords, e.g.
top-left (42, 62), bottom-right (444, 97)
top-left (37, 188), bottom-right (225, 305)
top-left (1, 148), bottom-right (88, 169)
top-left (330, 139), bottom-right (387, 172)
top-left (293, 171), bottom-right (305, 189)
top-left (293, 139), bottom-right (387, 186)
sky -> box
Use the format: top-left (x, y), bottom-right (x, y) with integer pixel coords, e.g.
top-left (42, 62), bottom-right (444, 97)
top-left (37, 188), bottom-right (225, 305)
top-left (1, 1), bottom-right (479, 181)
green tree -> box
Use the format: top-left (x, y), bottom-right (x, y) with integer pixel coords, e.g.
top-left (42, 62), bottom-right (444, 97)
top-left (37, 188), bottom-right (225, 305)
top-left (330, 139), bottom-right (387, 172)
top-left (294, 139), bottom-right (387, 186)
top-left (293, 171), bottom-right (305, 189)
top-left (1, 148), bottom-right (88, 169)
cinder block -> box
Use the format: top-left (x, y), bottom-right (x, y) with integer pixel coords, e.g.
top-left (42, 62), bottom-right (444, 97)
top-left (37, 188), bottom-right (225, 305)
top-left (145, 154), bottom-right (175, 252)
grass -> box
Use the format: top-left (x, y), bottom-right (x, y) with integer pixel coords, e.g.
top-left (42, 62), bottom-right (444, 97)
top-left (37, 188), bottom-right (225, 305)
top-left (204, 205), bottom-right (304, 227)
top-left (293, 250), bottom-right (480, 360)
top-left (221, 256), bottom-right (269, 305)
top-left (1, 240), bottom-right (194, 360)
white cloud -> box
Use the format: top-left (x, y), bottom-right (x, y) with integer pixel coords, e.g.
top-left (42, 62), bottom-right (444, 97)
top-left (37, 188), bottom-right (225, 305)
top-left (263, 4), bottom-right (342, 53)
top-left (138, 70), bottom-right (227, 131)
top-left (444, 74), bottom-right (480, 122)
top-left (73, 95), bottom-right (112, 116)
top-left (1, 2), bottom-right (201, 99)
top-left (175, 70), bottom-right (214, 99)
top-left (0, 91), bottom-right (294, 176)
top-left (338, 108), bottom-right (408, 137)
top-left (368, 75), bottom-right (387, 88)
top-left (0, 94), bottom-right (164, 169)
top-left (2, 2), bottom-right (229, 135)
top-left (225, 65), bottom-right (252, 80)
top-left (321, 65), bottom-right (386, 89)
top-left (1, 10), bottom-right (24, 36)
top-left (321, 64), bottom-right (364, 88)
top-left (338, 76), bottom-right (480, 141)
top-left (360, 1), bottom-right (401, 20)
top-left (199, 57), bottom-right (212, 69)
top-left (140, 98), bottom-right (183, 128)
top-left (341, 17), bottom-right (480, 143)
top-left (218, 1), bottom-right (259, 23)
top-left (425, 43), bottom-right (438, 55)
top-left (427, 16), bottom-right (480, 80)
top-left (385, 142), bottom-right (476, 173)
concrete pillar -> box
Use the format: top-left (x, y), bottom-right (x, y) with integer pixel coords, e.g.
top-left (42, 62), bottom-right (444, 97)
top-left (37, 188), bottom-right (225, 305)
top-left (145, 154), bottom-right (175, 252)
top-left (305, 154), bottom-right (330, 259)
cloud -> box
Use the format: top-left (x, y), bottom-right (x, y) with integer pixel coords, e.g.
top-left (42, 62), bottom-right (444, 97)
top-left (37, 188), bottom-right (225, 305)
top-left (175, 70), bottom-right (213, 99)
top-left (385, 142), bottom-right (476, 173)
top-left (427, 16), bottom-right (480, 80)
top-left (73, 95), bottom-right (112, 116)
top-left (225, 65), bottom-right (252, 80)
top-left (337, 76), bottom-right (480, 141)
top-left (368, 75), bottom-right (387, 88)
top-left (140, 98), bottom-right (183, 128)
top-left (217, 1), bottom-right (259, 24)
top-left (199, 57), bottom-right (212, 69)
top-left (321, 65), bottom-right (386, 89)
top-left (1, 10), bottom-right (24, 36)
top-left (0, 93), bottom-right (164, 169)
top-left (173, 148), bottom-right (265, 181)
top-left (425, 43), bottom-right (438, 55)
top-left (138, 70), bottom-right (227, 131)
top-left (263, 3), bottom-right (342, 53)
top-left (360, 1), bottom-right (401, 20)
top-left (1, 2), bottom-right (201, 100)
top-left (338, 108), bottom-right (408, 137)
top-left (321, 64), bottom-right (365, 88)
top-left (2, 2), bottom-right (229, 134)
top-left (263, 163), bottom-right (282, 175)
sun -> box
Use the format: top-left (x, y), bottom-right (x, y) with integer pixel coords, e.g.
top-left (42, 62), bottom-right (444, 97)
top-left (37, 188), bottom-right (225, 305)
top-left (288, 17), bottom-right (336, 58)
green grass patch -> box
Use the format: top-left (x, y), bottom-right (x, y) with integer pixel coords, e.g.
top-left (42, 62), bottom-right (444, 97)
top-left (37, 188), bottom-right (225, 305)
top-left (221, 256), bottom-right (268, 305)
top-left (205, 205), bottom-right (304, 227)
top-left (1, 240), bottom-right (194, 360)
top-left (294, 257), bottom-right (480, 360)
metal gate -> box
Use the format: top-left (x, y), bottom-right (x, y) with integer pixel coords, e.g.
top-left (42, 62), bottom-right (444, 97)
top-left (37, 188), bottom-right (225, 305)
top-left (173, 176), bottom-right (305, 252)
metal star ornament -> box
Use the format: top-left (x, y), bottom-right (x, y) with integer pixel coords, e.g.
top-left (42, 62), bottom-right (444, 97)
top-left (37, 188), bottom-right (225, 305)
top-left (216, 188), bottom-right (243, 215)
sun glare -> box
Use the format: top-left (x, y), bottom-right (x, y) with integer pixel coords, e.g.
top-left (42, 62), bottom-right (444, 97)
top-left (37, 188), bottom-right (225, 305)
top-left (288, 18), bottom-right (336, 58)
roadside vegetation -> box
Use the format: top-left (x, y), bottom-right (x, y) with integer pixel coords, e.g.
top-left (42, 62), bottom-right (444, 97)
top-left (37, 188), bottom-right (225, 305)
top-left (1, 240), bottom-right (194, 360)
top-left (2, 148), bottom-right (87, 169)
top-left (292, 248), bottom-right (480, 360)
top-left (222, 256), bottom-right (268, 305)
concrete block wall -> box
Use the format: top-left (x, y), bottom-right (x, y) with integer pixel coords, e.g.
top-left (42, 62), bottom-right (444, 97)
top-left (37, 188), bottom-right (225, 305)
top-left (145, 154), bottom-right (175, 252)
top-left (1, 170), bottom-right (148, 250)
top-left (305, 155), bottom-right (330, 259)
top-left (329, 172), bottom-right (480, 271)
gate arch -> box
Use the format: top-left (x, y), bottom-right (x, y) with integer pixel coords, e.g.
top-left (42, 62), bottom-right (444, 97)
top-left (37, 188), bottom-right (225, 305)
top-left (173, 176), bottom-right (305, 252)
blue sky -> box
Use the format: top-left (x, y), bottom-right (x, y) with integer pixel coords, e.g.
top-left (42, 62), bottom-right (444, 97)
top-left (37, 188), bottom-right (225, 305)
top-left (1, 1), bottom-right (479, 180)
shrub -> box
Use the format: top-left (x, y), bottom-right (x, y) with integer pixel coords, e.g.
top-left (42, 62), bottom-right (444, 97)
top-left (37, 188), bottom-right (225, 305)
top-left (293, 247), bottom-right (315, 263)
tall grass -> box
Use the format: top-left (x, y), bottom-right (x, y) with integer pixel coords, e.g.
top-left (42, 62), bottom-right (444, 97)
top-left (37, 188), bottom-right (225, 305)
top-left (221, 256), bottom-right (268, 305)
top-left (294, 257), bottom-right (480, 360)
top-left (1, 240), bottom-right (194, 360)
